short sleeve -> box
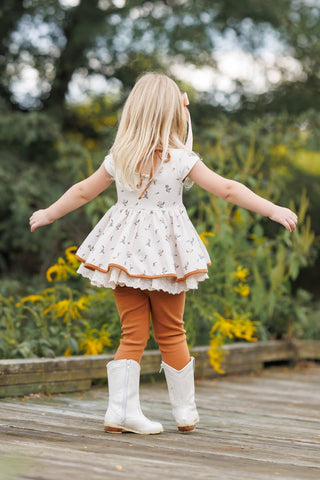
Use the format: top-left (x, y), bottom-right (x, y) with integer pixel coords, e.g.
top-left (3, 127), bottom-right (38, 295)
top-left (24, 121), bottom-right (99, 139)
top-left (179, 150), bottom-right (200, 181)
top-left (104, 153), bottom-right (115, 179)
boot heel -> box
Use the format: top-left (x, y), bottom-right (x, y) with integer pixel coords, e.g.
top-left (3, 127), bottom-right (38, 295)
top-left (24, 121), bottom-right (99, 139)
top-left (178, 425), bottom-right (195, 433)
top-left (104, 425), bottom-right (123, 433)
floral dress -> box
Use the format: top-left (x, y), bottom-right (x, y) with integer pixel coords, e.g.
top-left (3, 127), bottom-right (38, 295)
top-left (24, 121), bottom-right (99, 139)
top-left (76, 149), bottom-right (211, 294)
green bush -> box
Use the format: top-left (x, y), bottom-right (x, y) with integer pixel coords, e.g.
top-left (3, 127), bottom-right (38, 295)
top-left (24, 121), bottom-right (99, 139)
top-left (183, 136), bottom-right (316, 370)
top-left (0, 99), bottom-right (319, 367)
top-left (0, 248), bottom-right (119, 359)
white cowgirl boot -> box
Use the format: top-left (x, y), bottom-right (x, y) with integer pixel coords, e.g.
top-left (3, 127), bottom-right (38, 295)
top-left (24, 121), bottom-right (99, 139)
top-left (160, 357), bottom-right (199, 432)
top-left (104, 359), bottom-right (163, 434)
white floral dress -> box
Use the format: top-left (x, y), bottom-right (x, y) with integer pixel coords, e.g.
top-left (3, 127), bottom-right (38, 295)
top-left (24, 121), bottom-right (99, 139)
top-left (76, 149), bottom-right (211, 294)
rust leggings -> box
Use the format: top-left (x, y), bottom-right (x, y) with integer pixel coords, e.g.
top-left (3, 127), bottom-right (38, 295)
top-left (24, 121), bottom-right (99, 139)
top-left (113, 286), bottom-right (190, 370)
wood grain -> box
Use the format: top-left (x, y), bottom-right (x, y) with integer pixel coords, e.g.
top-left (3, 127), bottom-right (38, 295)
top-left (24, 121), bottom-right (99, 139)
top-left (1, 340), bottom-right (320, 398)
top-left (0, 362), bottom-right (319, 480)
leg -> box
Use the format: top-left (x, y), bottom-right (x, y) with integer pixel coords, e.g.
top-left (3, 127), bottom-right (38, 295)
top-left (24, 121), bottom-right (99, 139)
top-left (149, 290), bottom-right (199, 432)
top-left (104, 286), bottom-right (163, 434)
top-left (113, 286), bottom-right (150, 363)
top-left (149, 290), bottom-right (190, 370)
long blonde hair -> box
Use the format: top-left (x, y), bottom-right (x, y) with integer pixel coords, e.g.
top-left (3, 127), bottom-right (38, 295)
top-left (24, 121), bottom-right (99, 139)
top-left (111, 73), bottom-right (187, 191)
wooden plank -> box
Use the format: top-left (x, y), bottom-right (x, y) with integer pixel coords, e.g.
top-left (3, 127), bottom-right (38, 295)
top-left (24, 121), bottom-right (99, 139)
top-left (0, 379), bottom-right (92, 397)
top-left (0, 363), bottom-right (319, 480)
top-left (295, 340), bottom-right (320, 360)
top-left (0, 354), bottom-right (114, 375)
top-left (193, 341), bottom-right (299, 378)
top-left (0, 341), bottom-right (319, 398)
top-left (223, 340), bottom-right (298, 364)
top-left (140, 350), bottom-right (162, 374)
top-left (1, 368), bottom-right (108, 386)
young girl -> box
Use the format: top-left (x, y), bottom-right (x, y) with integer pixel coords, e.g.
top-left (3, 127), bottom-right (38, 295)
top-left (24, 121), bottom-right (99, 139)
top-left (30, 73), bottom-right (297, 435)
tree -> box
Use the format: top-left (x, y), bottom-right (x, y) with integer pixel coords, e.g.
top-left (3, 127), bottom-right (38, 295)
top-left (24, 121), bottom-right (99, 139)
top-left (1, 0), bottom-right (320, 113)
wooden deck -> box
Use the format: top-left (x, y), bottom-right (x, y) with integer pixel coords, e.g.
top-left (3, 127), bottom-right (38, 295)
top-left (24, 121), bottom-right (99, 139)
top-left (0, 362), bottom-right (319, 480)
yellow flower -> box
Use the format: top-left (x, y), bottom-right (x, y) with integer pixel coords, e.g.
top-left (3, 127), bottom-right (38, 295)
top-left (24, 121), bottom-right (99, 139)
top-left (46, 258), bottom-right (69, 282)
top-left (233, 315), bottom-right (258, 342)
top-left (44, 299), bottom-right (69, 319)
top-left (234, 283), bottom-right (250, 297)
top-left (199, 232), bottom-right (215, 246)
top-left (64, 347), bottom-right (72, 356)
top-left (44, 297), bottom-right (88, 322)
top-left (46, 249), bottom-right (79, 282)
top-left (80, 339), bottom-right (100, 355)
top-left (75, 296), bottom-right (90, 311)
top-left (16, 294), bottom-right (42, 306)
top-left (65, 246), bottom-right (80, 269)
top-left (232, 266), bottom-right (249, 282)
top-left (208, 337), bottom-right (226, 374)
top-left (211, 313), bottom-right (233, 339)
top-left (79, 324), bottom-right (112, 355)
top-left (219, 320), bottom-right (234, 338)
top-left (209, 311), bottom-right (258, 373)
top-left (56, 300), bottom-right (71, 318)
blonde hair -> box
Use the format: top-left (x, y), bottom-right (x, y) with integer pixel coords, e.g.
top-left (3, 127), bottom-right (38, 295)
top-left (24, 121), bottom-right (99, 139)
top-left (111, 73), bottom-right (187, 191)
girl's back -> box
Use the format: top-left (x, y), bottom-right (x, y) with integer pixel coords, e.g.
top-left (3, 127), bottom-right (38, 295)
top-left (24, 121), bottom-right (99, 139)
top-left (75, 148), bottom-right (211, 294)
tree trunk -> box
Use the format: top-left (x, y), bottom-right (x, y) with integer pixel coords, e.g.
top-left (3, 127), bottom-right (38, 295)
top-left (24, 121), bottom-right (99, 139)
top-left (43, 0), bottom-right (102, 110)
top-left (0, 0), bottom-right (25, 109)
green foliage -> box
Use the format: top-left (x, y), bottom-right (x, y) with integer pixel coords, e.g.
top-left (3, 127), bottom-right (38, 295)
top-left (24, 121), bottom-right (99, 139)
top-left (0, 95), bottom-right (319, 363)
top-left (184, 136), bottom-right (317, 353)
top-left (0, 111), bottom-right (65, 273)
top-left (0, 104), bottom-right (118, 275)
top-left (290, 298), bottom-right (320, 340)
top-left (0, 248), bottom-right (119, 359)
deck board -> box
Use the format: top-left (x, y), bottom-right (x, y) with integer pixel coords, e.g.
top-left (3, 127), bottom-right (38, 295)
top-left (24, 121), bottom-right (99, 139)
top-left (0, 362), bottom-right (319, 480)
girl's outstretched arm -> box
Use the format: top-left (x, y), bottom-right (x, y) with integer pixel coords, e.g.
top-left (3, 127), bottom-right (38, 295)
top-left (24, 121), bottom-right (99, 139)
top-left (30, 163), bottom-right (113, 232)
top-left (189, 160), bottom-right (298, 232)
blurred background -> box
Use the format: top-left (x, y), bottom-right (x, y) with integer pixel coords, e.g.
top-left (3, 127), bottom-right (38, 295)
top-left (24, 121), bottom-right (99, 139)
top-left (0, 0), bottom-right (319, 362)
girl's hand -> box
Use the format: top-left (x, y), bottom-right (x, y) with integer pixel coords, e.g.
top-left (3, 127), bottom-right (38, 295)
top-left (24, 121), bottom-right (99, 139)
top-left (268, 206), bottom-right (298, 232)
top-left (29, 209), bottom-right (53, 232)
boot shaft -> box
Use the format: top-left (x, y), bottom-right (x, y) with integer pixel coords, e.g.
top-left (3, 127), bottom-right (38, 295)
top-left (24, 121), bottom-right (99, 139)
top-left (160, 357), bottom-right (199, 430)
top-left (160, 357), bottom-right (196, 406)
top-left (106, 359), bottom-right (142, 420)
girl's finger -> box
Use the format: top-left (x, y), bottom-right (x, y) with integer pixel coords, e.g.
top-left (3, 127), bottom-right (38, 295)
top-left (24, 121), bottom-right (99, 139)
top-left (283, 219), bottom-right (291, 232)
